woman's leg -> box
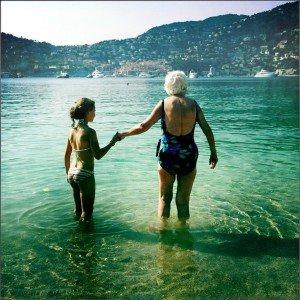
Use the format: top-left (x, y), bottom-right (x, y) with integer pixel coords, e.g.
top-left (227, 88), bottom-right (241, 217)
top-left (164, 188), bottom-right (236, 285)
top-left (176, 168), bottom-right (196, 223)
top-left (68, 175), bottom-right (82, 215)
top-left (78, 175), bottom-right (95, 220)
top-left (158, 166), bottom-right (175, 219)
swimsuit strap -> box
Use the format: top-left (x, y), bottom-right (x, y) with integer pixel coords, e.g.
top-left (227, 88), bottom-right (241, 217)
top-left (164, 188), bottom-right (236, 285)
top-left (161, 100), bottom-right (167, 133)
top-left (72, 148), bottom-right (91, 167)
top-left (191, 100), bottom-right (198, 133)
top-left (73, 148), bottom-right (91, 152)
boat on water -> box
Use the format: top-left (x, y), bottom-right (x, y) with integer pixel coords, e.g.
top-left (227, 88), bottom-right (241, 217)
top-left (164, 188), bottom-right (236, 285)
top-left (139, 72), bottom-right (154, 78)
top-left (254, 69), bottom-right (277, 78)
top-left (86, 73), bottom-right (93, 78)
top-left (92, 69), bottom-right (104, 78)
top-left (189, 71), bottom-right (198, 78)
top-left (1, 72), bottom-right (13, 78)
top-left (207, 67), bottom-right (214, 78)
top-left (112, 73), bottom-right (125, 77)
top-left (57, 71), bottom-right (69, 78)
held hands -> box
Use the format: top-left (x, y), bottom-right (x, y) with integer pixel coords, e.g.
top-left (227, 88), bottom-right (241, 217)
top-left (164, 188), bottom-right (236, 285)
top-left (109, 131), bottom-right (126, 147)
top-left (110, 132), bottom-right (122, 146)
top-left (117, 132), bottom-right (126, 140)
top-left (209, 153), bottom-right (218, 169)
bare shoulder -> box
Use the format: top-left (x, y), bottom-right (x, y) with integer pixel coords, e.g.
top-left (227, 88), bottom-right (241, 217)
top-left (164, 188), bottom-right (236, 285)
top-left (191, 99), bottom-right (203, 112)
top-left (86, 126), bottom-right (96, 138)
top-left (156, 99), bottom-right (163, 107)
top-left (182, 96), bottom-right (199, 110)
top-left (151, 100), bottom-right (163, 114)
top-left (68, 128), bottom-right (74, 140)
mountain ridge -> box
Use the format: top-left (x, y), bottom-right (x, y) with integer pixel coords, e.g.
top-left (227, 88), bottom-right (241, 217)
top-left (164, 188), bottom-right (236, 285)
top-left (1, 1), bottom-right (298, 77)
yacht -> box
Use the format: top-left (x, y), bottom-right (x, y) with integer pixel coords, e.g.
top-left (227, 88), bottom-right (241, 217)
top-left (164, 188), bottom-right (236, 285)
top-left (254, 69), bottom-right (277, 78)
top-left (139, 72), bottom-right (153, 78)
top-left (92, 69), bottom-right (104, 78)
top-left (1, 72), bottom-right (12, 78)
top-left (207, 67), bottom-right (214, 78)
top-left (188, 70), bottom-right (198, 78)
top-left (112, 72), bottom-right (125, 77)
top-left (57, 71), bottom-right (69, 78)
top-left (86, 73), bottom-right (93, 78)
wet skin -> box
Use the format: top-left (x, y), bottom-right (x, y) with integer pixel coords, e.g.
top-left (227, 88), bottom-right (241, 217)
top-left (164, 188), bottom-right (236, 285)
top-left (64, 108), bottom-right (120, 220)
top-left (119, 95), bottom-right (218, 223)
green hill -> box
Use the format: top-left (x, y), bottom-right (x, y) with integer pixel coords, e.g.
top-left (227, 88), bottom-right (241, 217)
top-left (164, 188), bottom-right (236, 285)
top-left (1, 1), bottom-right (298, 77)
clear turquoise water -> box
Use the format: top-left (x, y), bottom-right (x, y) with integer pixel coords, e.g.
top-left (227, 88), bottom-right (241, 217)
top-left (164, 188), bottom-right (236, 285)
top-left (1, 77), bottom-right (299, 299)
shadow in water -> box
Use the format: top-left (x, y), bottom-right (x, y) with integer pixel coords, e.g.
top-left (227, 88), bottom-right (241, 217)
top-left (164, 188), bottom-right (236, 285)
top-left (191, 231), bottom-right (299, 259)
top-left (122, 222), bottom-right (298, 259)
top-left (122, 223), bottom-right (298, 259)
top-left (155, 226), bottom-right (197, 299)
top-left (158, 226), bottom-right (195, 251)
top-left (66, 214), bottom-right (298, 263)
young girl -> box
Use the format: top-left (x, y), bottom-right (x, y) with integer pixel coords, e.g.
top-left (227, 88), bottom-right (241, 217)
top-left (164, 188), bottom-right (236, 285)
top-left (64, 97), bottom-right (120, 220)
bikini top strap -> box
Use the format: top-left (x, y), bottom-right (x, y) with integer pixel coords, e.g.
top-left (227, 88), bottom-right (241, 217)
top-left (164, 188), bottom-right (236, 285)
top-left (192, 100), bottom-right (198, 132)
top-left (161, 100), bottom-right (166, 132)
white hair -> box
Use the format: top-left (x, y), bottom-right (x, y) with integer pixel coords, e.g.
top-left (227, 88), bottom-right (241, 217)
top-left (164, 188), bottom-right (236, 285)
top-left (164, 70), bottom-right (188, 96)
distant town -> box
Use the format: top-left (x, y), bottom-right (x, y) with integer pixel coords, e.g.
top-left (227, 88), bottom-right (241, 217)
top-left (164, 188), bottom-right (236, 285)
top-left (1, 1), bottom-right (298, 78)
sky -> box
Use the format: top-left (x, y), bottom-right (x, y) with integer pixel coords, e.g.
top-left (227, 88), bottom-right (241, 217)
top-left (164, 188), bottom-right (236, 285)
top-left (1, 1), bottom-right (293, 46)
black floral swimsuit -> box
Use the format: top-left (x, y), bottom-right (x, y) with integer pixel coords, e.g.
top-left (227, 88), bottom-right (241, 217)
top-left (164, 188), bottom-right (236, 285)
top-left (156, 100), bottom-right (199, 176)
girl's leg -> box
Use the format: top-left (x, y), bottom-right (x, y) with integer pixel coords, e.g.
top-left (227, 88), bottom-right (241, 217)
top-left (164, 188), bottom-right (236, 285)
top-left (158, 166), bottom-right (175, 219)
top-left (176, 169), bottom-right (196, 223)
top-left (78, 175), bottom-right (95, 220)
top-left (68, 175), bottom-right (82, 215)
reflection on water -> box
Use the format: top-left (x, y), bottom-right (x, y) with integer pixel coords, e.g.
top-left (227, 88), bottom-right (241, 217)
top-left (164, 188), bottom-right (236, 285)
top-left (157, 226), bottom-right (196, 299)
top-left (66, 221), bottom-right (103, 297)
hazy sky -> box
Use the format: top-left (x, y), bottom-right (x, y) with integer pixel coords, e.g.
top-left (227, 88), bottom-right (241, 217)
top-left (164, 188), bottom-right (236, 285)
top-left (1, 1), bottom-right (293, 46)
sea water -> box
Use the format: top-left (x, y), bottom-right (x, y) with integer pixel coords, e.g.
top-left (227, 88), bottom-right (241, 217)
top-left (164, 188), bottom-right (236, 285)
top-left (1, 77), bottom-right (299, 299)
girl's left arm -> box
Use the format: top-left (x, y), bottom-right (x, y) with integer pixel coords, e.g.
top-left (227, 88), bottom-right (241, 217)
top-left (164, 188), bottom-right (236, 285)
top-left (119, 101), bottom-right (162, 138)
top-left (64, 138), bottom-right (72, 174)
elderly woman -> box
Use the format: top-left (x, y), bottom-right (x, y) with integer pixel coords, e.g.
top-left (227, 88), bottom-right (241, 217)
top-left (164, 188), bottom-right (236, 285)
top-left (119, 71), bottom-right (218, 224)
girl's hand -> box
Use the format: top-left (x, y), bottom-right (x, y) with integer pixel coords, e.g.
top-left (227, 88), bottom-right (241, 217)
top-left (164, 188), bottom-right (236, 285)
top-left (110, 132), bottom-right (121, 145)
top-left (118, 132), bottom-right (126, 140)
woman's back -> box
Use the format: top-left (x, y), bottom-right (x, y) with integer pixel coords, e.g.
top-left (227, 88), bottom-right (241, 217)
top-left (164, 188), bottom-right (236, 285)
top-left (164, 96), bottom-right (196, 136)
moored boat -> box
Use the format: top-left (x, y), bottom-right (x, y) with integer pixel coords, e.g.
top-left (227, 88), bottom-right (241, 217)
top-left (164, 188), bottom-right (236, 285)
top-left (254, 69), bottom-right (277, 78)
top-left (189, 70), bottom-right (197, 78)
top-left (139, 72), bottom-right (154, 78)
top-left (57, 71), bottom-right (69, 78)
top-left (92, 69), bottom-right (104, 78)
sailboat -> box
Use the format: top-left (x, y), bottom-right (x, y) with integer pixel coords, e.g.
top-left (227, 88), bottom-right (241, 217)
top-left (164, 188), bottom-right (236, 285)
top-left (207, 67), bottom-right (214, 77)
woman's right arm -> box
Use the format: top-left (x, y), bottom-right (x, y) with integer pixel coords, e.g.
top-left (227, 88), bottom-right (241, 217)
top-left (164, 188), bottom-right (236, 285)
top-left (119, 100), bottom-right (162, 138)
top-left (90, 129), bottom-right (118, 160)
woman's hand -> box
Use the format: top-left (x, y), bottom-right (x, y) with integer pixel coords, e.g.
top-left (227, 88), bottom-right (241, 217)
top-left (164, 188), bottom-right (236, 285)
top-left (209, 153), bottom-right (218, 169)
top-left (118, 132), bottom-right (127, 140)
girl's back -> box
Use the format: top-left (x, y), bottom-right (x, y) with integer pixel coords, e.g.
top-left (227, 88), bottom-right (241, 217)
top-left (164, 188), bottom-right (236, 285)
top-left (69, 125), bottom-right (94, 171)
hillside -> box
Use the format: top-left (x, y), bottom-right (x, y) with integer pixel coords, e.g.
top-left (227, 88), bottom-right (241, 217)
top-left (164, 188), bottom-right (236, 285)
top-left (1, 1), bottom-right (299, 77)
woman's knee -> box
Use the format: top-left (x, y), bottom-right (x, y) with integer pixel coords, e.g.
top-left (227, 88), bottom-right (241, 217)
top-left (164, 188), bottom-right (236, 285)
top-left (175, 192), bottom-right (190, 205)
top-left (160, 191), bottom-right (173, 205)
